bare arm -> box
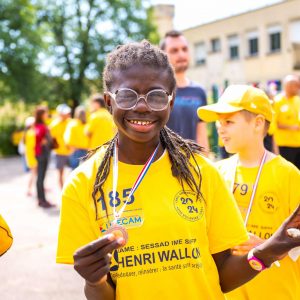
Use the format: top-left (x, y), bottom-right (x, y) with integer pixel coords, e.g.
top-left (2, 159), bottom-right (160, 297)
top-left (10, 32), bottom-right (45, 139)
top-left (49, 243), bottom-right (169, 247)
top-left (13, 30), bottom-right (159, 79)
top-left (277, 123), bottom-right (300, 131)
top-left (213, 205), bottom-right (300, 293)
top-left (213, 250), bottom-right (260, 293)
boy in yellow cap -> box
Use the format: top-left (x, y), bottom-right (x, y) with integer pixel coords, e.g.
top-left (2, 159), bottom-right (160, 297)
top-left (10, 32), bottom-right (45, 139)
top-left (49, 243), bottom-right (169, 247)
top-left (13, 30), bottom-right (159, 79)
top-left (198, 85), bottom-right (300, 300)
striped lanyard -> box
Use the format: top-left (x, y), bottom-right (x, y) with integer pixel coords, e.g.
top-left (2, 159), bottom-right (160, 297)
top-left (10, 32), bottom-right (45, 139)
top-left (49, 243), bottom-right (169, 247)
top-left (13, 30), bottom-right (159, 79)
top-left (111, 142), bottom-right (159, 222)
top-left (232, 150), bottom-right (268, 226)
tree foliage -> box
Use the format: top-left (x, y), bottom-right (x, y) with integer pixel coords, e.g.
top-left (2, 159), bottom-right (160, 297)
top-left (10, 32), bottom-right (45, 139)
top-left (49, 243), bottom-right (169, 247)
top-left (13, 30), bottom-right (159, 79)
top-left (0, 0), bottom-right (159, 107)
top-left (0, 0), bottom-right (46, 103)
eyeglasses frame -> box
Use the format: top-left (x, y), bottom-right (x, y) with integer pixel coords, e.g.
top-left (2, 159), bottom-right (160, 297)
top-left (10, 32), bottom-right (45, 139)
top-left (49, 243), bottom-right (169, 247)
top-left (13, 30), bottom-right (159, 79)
top-left (107, 88), bottom-right (173, 111)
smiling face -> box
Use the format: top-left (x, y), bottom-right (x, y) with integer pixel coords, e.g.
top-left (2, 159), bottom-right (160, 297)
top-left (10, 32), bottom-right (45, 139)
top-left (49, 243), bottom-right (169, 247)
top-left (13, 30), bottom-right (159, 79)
top-left (104, 64), bottom-right (174, 146)
top-left (216, 111), bottom-right (257, 154)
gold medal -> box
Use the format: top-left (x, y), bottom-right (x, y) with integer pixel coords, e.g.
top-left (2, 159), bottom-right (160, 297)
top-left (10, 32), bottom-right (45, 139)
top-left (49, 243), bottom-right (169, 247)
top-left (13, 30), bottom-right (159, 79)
top-left (107, 223), bottom-right (128, 245)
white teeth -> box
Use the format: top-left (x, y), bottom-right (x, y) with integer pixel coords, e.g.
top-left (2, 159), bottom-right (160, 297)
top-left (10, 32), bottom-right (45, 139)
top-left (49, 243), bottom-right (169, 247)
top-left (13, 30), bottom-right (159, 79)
top-left (129, 120), bottom-right (152, 126)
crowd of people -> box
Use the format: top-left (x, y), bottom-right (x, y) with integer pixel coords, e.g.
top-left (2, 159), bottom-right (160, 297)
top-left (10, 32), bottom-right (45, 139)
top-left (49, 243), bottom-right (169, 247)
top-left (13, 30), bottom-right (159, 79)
top-left (20, 95), bottom-right (115, 209)
top-left (2, 30), bottom-right (300, 300)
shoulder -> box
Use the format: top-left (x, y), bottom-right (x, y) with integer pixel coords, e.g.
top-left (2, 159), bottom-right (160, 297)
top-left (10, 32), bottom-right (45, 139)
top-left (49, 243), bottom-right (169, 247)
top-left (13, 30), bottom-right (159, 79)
top-left (215, 156), bottom-right (236, 171)
top-left (190, 152), bottom-right (224, 179)
top-left (269, 155), bottom-right (300, 176)
top-left (64, 146), bottom-right (109, 190)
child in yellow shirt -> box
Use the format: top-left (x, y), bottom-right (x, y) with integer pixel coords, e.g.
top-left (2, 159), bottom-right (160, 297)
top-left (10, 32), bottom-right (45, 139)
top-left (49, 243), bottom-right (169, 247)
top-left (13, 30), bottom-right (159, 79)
top-left (198, 85), bottom-right (300, 300)
top-left (57, 42), bottom-right (300, 300)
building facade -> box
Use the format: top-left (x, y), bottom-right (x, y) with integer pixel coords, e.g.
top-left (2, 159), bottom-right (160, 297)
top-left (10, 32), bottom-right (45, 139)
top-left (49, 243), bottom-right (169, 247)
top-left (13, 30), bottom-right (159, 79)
top-left (154, 0), bottom-right (300, 96)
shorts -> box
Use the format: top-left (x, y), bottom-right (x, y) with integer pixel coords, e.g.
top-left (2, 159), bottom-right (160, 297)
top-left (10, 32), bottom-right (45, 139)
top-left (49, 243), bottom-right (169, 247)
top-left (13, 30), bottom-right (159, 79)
top-left (55, 155), bottom-right (70, 170)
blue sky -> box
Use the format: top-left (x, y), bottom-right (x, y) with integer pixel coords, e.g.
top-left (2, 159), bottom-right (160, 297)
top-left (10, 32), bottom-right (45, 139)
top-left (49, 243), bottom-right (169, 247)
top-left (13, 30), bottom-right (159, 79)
top-left (150, 0), bottom-right (283, 29)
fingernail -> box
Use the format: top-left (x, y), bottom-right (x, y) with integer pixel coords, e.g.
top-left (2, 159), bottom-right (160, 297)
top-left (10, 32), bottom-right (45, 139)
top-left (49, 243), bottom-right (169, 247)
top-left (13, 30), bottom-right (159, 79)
top-left (117, 237), bottom-right (125, 245)
top-left (106, 233), bottom-right (115, 241)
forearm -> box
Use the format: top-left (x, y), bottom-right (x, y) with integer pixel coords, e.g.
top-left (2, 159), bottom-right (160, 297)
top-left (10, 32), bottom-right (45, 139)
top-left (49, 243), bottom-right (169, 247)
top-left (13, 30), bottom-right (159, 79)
top-left (84, 280), bottom-right (115, 300)
top-left (216, 253), bottom-right (260, 293)
top-left (277, 123), bottom-right (300, 131)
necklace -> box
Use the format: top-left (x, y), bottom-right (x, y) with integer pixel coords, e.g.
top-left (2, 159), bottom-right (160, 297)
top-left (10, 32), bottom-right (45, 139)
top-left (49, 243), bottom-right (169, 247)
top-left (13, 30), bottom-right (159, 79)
top-left (106, 141), bottom-right (160, 244)
top-left (232, 150), bottom-right (268, 226)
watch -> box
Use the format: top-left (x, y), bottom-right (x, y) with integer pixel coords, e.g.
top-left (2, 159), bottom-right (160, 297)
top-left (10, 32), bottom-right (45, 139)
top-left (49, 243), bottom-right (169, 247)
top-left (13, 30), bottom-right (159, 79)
top-left (247, 248), bottom-right (268, 271)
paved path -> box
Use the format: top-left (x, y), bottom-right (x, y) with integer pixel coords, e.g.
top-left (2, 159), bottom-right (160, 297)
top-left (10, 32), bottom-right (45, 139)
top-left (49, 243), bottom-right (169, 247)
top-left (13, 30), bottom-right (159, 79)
top-left (0, 157), bottom-right (84, 300)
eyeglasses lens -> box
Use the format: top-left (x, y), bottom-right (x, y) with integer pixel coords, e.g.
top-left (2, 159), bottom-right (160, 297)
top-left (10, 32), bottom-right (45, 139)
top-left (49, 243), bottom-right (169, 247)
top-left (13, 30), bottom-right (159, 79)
top-left (115, 90), bottom-right (169, 110)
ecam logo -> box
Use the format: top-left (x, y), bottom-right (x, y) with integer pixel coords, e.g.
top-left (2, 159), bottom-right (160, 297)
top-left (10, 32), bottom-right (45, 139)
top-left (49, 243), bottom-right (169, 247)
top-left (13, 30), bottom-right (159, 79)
top-left (116, 215), bottom-right (142, 226)
top-left (99, 215), bottom-right (143, 233)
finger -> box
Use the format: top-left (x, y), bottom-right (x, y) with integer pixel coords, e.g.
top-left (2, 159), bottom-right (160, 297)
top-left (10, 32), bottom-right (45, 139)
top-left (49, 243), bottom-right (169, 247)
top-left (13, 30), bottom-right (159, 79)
top-left (74, 234), bottom-right (115, 258)
top-left (74, 238), bottom-right (123, 265)
top-left (87, 265), bottom-right (111, 285)
top-left (75, 252), bottom-right (112, 271)
top-left (76, 254), bottom-right (112, 282)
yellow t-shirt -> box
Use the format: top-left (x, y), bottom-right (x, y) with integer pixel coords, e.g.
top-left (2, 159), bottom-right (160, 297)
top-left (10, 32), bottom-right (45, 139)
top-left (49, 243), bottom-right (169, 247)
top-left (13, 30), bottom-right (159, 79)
top-left (217, 155), bottom-right (300, 300)
top-left (64, 119), bottom-right (89, 150)
top-left (273, 94), bottom-right (300, 147)
top-left (49, 118), bottom-right (72, 155)
top-left (24, 129), bottom-right (37, 169)
top-left (0, 214), bottom-right (13, 256)
top-left (85, 108), bottom-right (115, 149)
top-left (57, 147), bottom-right (248, 300)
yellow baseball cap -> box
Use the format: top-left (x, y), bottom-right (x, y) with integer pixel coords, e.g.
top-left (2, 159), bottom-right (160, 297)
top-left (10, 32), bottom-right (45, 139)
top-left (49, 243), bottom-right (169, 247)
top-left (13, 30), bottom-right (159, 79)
top-left (197, 85), bottom-right (273, 122)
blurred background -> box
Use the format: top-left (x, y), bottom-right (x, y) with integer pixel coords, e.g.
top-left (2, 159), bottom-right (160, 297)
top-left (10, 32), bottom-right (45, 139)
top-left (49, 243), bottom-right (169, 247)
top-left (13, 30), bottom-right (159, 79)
top-left (0, 0), bottom-right (300, 299)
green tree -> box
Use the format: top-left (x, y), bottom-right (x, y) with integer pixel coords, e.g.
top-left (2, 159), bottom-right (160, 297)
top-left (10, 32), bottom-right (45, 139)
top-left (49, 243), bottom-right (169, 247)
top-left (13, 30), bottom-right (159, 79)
top-left (40, 0), bottom-right (159, 108)
top-left (0, 0), bottom-right (46, 104)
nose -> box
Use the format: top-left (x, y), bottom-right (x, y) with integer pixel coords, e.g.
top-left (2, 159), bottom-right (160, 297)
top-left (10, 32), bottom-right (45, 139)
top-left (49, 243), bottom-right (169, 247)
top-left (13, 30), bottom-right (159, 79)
top-left (133, 96), bottom-right (151, 112)
top-left (216, 121), bottom-right (224, 134)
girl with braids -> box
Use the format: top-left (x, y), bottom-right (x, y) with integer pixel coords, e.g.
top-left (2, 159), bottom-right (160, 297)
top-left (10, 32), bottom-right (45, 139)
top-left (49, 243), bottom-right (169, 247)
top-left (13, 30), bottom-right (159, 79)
top-left (57, 41), bottom-right (300, 300)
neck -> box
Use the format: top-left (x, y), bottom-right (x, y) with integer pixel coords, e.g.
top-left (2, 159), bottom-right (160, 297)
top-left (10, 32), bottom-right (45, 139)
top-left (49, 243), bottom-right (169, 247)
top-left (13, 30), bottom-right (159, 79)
top-left (117, 138), bottom-right (163, 165)
top-left (175, 73), bottom-right (189, 88)
top-left (237, 143), bottom-right (267, 167)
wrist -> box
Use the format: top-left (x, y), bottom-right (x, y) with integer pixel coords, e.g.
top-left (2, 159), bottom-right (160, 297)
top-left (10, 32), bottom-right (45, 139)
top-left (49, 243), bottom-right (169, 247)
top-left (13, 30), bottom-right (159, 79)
top-left (251, 247), bottom-right (274, 268)
top-left (86, 277), bottom-right (108, 288)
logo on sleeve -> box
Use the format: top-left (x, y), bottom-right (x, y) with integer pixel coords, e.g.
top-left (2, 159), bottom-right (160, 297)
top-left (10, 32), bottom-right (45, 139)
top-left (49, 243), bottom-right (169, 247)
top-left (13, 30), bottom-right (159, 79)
top-left (174, 191), bottom-right (204, 222)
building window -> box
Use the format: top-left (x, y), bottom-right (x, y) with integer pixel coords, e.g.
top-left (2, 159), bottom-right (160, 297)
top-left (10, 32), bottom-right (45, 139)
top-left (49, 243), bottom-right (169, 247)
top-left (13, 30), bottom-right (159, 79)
top-left (194, 42), bottom-right (206, 65)
top-left (268, 25), bottom-right (281, 53)
top-left (211, 38), bottom-right (221, 53)
top-left (249, 38), bottom-right (258, 56)
top-left (247, 31), bottom-right (259, 56)
top-left (228, 35), bottom-right (239, 60)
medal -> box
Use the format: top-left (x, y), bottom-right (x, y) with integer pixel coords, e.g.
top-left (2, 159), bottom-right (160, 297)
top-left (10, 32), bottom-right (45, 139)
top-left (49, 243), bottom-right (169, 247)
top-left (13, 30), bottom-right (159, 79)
top-left (106, 222), bottom-right (129, 244)
top-left (106, 141), bottom-right (160, 245)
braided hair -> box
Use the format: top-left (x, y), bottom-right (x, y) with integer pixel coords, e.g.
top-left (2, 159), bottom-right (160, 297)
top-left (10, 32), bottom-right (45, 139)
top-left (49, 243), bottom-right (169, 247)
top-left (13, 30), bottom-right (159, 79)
top-left (90, 40), bottom-right (205, 219)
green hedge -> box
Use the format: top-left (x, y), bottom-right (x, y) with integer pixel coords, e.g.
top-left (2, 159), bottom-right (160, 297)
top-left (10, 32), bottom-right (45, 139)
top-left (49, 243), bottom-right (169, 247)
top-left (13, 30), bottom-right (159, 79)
top-left (0, 101), bottom-right (29, 157)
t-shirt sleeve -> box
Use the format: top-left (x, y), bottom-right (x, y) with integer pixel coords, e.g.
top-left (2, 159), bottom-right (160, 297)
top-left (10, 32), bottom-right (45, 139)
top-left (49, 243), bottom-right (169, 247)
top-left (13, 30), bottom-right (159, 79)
top-left (56, 172), bottom-right (99, 264)
top-left (204, 165), bottom-right (248, 254)
top-left (288, 164), bottom-right (300, 213)
top-left (0, 214), bottom-right (13, 256)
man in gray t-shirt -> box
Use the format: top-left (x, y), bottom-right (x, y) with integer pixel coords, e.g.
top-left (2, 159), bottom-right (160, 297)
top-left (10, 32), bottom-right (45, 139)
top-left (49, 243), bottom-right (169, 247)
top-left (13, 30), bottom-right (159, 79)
top-left (160, 30), bottom-right (209, 151)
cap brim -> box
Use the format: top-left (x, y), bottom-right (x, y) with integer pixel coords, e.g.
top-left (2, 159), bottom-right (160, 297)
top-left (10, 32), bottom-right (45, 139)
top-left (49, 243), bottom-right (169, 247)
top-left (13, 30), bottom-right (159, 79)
top-left (197, 103), bottom-right (243, 122)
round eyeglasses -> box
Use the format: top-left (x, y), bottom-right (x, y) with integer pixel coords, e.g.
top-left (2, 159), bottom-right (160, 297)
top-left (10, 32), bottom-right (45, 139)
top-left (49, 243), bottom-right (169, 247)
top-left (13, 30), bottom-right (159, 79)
top-left (107, 88), bottom-right (173, 111)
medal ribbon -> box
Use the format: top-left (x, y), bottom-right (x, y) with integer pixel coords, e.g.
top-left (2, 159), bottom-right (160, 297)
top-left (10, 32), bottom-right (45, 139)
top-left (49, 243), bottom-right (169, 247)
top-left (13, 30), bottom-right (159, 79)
top-left (232, 150), bottom-right (268, 226)
top-left (112, 141), bottom-right (159, 222)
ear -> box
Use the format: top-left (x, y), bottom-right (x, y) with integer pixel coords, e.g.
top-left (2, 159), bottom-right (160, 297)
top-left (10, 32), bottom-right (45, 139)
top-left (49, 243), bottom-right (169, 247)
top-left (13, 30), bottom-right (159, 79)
top-left (254, 115), bottom-right (265, 132)
top-left (169, 92), bottom-right (175, 111)
top-left (104, 92), bottom-right (112, 113)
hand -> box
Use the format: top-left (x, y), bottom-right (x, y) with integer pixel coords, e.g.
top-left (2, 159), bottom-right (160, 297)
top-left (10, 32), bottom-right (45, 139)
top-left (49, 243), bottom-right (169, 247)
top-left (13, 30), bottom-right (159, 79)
top-left (254, 204), bottom-right (300, 266)
top-left (73, 234), bottom-right (125, 286)
top-left (232, 233), bottom-right (264, 255)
